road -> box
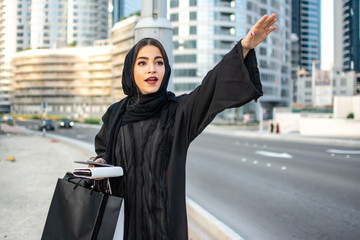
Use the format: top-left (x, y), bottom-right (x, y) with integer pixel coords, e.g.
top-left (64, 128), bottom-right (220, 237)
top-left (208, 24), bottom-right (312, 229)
top-left (187, 133), bottom-right (360, 240)
top-left (17, 120), bottom-right (360, 240)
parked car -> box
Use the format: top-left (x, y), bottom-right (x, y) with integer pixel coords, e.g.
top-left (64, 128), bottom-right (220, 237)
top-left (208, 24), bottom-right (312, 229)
top-left (38, 119), bottom-right (55, 131)
top-left (59, 119), bottom-right (74, 128)
top-left (2, 115), bottom-right (13, 122)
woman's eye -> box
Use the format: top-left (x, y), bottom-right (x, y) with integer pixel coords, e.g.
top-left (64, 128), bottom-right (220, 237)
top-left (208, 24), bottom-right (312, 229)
top-left (156, 61), bottom-right (164, 66)
top-left (138, 61), bottom-right (146, 66)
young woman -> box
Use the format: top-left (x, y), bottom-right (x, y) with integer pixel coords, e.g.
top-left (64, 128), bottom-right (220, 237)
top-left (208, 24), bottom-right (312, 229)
top-left (94, 14), bottom-right (277, 240)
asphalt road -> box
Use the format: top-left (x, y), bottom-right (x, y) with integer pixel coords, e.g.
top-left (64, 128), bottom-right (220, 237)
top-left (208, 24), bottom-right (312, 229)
top-left (17, 120), bottom-right (360, 240)
top-left (187, 133), bottom-right (360, 240)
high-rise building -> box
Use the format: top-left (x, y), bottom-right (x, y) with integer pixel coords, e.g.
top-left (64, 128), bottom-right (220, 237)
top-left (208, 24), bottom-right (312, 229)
top-left (334, 0), bottom-right (360, 93)
top-left (168, 0), bottom-right (292, 119)
top-left (110, 0), bottom-right (141, 26)
top-left (0, 0), bottom-right (109, 113)
top-left (30, 0), bottom-right (68, 49)
top-left (291, 0), bottom-right (321, 73)
top-left (67, 0), bottom-right (109, 46)
top-left (31, 0), bottom-right (109, 49)
top-left (0, 0), bottom-right (32, 113)
top-left (334, 0), bottom-right (359, 94)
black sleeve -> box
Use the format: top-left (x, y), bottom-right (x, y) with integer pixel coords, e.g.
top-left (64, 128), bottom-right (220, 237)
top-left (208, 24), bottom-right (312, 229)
top-left (94, 123), bottom-right (107, 161)
top-left (180, 40), bottom-right (263, 143)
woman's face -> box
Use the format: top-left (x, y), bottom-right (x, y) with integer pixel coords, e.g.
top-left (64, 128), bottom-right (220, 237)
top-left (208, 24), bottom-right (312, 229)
top-left (133, 45), bottom-right (165, 95)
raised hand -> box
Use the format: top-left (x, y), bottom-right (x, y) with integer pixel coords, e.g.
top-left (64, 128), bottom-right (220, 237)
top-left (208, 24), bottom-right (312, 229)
top-left (241, 13), bottom-right (277, 57)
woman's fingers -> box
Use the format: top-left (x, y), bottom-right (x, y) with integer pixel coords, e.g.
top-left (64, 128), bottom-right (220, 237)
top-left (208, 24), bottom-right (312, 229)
top-left (88, 158), bottom-right (106, 168)
top-left (264, 14), bottom-right (277, 28)
top-left (241, 13), bottom-right (277, 55)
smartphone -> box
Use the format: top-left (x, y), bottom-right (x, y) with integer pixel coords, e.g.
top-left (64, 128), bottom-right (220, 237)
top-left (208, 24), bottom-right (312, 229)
top-left (74, 160), bottom-right (113, 167)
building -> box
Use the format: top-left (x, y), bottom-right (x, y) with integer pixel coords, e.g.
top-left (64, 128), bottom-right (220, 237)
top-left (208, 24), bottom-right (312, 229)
top-left (292, 65), bottom-right (356, 108)
top-left (67, 0), bottom-right (109, 47)
top-left (332, 69), bottom-right (357, 96)
top-left (0, 0), bottom-right (110, 114)
top-left (168, 0), bottom-right (292, 120)
top-left (30, 0), bottom-right (68, 49)
top-left (291, 0), bottom-right (321, 73)
top-left (11, 46), bottom-right (113, 119)
top-left (334, 0), bottom-right (360, 93)
top-left (111, 15), bottom-right (139, 100)
top-left (10, 15), bottom-right (139, 119)
top-left (110, 0), bottom-right (141, 26)
top-left (0, 0), bottom-right (32, 113)
top-left (291, 33), bottom-right (300, 105)
top-left (293, 68), bottom-right (312, 107)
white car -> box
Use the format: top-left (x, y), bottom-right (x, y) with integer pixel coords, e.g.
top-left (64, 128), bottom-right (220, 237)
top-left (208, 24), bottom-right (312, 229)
top-left (2, 115), bottom-right (13, 122)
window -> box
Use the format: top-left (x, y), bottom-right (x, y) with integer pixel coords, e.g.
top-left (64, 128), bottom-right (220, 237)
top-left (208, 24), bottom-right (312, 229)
top-left (215, 40), bottom-right (233, 49)
top-left (190, 12), bottom-right (197, 20)
top-left (174, 40), bottom-right (197, 49)
top-left (260, 47), bottom-right (267, 55)
top-left (174, 55), bottom-right (196, 63)
top-left (173, 27), bottom-right (178, 35)
top-left (170, 13), bottom-right (178, 22)
top-left (341, 78), bottom-right (346, 86)
top-left (189, 26), bottom-right (197, 35)
top-left (174, 83), bottom-right (199, 91)
top-left (189, 0), bottom-right (197, 6)
top-left (174, 69), bottom-right (197, 77)
top-left (170, 0), bottom-right (179, 8)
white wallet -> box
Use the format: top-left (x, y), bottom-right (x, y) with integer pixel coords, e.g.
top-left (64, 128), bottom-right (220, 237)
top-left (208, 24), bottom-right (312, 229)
top-left (73, 166), bottom-right (123, 179)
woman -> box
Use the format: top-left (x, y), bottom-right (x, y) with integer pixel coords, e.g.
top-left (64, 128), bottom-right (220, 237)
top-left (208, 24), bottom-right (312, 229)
top-left (94, 14), bottom-right (277, 240)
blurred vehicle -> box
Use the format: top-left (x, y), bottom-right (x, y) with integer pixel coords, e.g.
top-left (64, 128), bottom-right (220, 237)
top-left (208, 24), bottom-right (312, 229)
top-left (38, 119), bottom-right (55, 131)
top-left (2, 115), bottom-right (13, 122)
top-left (59, 119), bottom-right (74, 128)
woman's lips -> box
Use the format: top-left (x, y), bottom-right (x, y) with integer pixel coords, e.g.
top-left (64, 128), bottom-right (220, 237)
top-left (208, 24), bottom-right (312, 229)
top-left (145, 77), bottom-right (158, 85)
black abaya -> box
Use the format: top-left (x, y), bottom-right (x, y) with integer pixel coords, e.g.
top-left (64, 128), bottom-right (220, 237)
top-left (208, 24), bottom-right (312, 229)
top-left (95, 41), bottom-right (262, 240)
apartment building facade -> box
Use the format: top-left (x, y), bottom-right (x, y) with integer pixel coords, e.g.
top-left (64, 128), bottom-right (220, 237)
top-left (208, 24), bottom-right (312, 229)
top-left (168, 0), bottom-right (292, 119)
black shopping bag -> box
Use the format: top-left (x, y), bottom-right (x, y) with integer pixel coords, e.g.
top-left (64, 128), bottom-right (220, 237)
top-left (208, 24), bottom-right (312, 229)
top-left (41, 177), bottom-right (123, 240)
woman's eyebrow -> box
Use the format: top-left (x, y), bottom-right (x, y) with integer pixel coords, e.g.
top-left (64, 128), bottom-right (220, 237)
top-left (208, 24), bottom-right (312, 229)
top-left (136, 56), bottom-right (163, 61)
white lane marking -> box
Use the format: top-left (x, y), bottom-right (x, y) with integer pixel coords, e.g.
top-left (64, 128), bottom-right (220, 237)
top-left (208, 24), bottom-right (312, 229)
top-left (327, 149), bottom-right (360, 155)
top-left (281, 166), bottom-right (287, 170)
top-left (76, 134), bottom-right (86, 139)
top-left (241, 158), bottom-right (247, 162)
top-left (255, 151), bottom-right (293, 159)
top-left (253, 160), bottom-right (258, 164)
top-left (266, 163), bottom-right (272, 167)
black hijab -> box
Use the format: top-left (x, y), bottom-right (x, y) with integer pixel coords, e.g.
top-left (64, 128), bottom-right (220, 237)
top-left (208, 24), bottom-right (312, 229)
top-left (103, 38), bottom-right (177, 165)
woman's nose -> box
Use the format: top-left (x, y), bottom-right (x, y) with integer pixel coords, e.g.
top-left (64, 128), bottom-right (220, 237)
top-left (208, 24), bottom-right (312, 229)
top-left (148, 63), bottom-right (156, 73)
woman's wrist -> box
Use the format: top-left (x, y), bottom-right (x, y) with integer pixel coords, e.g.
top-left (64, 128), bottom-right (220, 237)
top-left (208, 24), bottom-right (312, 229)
top-left (240, 40), bottom-right (251, 58)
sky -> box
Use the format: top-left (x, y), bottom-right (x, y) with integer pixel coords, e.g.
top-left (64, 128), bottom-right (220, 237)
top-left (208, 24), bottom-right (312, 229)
top-left (321, 1), bottom-right (334, 70)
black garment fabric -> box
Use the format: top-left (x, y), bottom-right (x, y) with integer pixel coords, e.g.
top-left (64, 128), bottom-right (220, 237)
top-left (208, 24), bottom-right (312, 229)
top-left (102, 39), bottom-right (177, 170)
top-left (95, 40), bottom-right (262, 240)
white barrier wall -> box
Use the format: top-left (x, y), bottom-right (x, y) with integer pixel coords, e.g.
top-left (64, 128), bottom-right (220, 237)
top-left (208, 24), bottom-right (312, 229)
top-left (334, 95), bottom-right (360, 120)
top-left (299, 118), bottom-right (360, 138)
top-left (274, 113), bottom-right (301, 134)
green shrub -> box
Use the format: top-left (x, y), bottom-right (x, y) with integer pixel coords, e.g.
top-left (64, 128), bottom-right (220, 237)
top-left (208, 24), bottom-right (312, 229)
top-left (84, 118), bottom-right (101, 125)
top-left (346, 113), bottom-right (354, 119)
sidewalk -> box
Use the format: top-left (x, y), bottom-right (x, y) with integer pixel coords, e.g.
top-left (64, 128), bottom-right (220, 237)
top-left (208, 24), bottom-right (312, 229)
top-left (0, 124), bottom-right (94, 239)
top-left (0, 124), bottom-right (233, 240)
